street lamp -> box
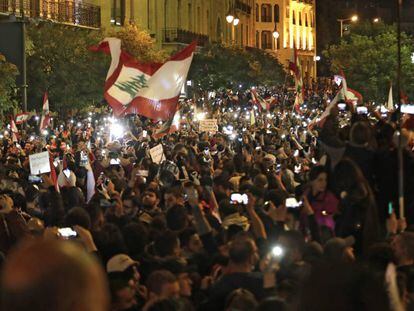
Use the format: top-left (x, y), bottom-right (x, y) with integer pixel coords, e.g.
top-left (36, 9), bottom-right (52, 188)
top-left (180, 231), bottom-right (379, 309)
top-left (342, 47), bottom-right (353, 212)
top-left (226, 10), bottom-right (234, 24)
top-left (337, 15), bottom-right (358, 37)
top-left (233, 13), bottom-right (240, 26)
top-left (272, 23), bottom-right (279, 39)
top-left (373, 17), bottom-right (380, 23)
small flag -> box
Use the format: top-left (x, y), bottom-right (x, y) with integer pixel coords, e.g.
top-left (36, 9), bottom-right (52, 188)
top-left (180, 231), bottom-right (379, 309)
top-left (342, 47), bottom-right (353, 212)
top-left (153, 110), bottom-right (181, 138)
top-left (250, 110), bottom-right (256, 126)
top-left (15, 113), bottom-right (30, 124)
top-left (10, 119), bottom-right (18, 142)
top-left (91, 38), bottom-right (196, 120)
top-left (40, 92), bottom-right (51, 131)
top-left (251, 88), bottom-right (268, 111)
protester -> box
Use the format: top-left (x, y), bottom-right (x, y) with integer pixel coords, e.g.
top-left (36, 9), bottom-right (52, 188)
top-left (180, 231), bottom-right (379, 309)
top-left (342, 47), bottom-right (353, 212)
top-left (0, 82), bottom-right (413, 311)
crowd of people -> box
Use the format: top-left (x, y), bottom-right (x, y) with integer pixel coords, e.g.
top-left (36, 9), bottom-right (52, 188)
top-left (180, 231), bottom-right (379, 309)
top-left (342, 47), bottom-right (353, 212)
top-left (0, 84), bottom-right (414, 311)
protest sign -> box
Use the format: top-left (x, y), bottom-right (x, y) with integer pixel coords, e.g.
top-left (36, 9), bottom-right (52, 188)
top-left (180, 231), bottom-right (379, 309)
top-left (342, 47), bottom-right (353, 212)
top-left (29, 151), bottom-right (51, 175)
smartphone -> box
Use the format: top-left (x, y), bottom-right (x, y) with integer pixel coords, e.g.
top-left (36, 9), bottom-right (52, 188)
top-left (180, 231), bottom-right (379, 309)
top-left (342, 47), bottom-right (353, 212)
top-left (338, 103), bottom-right (346, 111)
top-left (28, 175), bottom-right (43, 184)
top-left (63, 169), bottom-right (71, 179)
top-left (285, 198), bottom-right (302, 208)
top-left (80, 151), bottom-right (89, 167)
top-left (57, 227), bottom-right (78, 239)
top-left (143, 130), bottom-right (147, 138)
top-left (230, 193), bottom-right (249, 205)
top-left (53, 159), bottom-right (60, 167)
top-left (401, 105), bottom-right (414, 114)
top-left (294, 164), bottom-right (302, 174)
top-left (204, 148), bottom-right (210, 156)
top-left (110, 158), bottom-right (121, 165)
top-left (388, 202), bottom-right (393, 215)
top-left (356, 106), bottom-right (368, 115)
top-left (271, 245), bottom-right (283, 258)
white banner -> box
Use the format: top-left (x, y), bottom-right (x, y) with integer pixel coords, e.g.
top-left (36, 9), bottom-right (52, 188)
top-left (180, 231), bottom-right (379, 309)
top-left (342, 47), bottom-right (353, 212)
top-left (149, 144), bottom-right (165, 164)
top-left (29, 151), bottom-right (51, 175)
top-left (199, 119), bottom-right (218, 133)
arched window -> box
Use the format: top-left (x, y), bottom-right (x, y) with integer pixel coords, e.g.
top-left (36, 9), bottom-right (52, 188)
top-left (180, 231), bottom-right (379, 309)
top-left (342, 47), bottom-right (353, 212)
top-left (274, 4), bottom-right (279, 23)
top-left (261, 4), bottom-right (271, 22)
top-left (111, 0), bottom-right (125, 25)
top-left (256, 31), bottom-right (259, 48)
top-left (299, 11), bottom-right (302, 25)
top-left (255, 4), bottom-right (259, 22)
top-left (292, 10), bottom-right (296, 24)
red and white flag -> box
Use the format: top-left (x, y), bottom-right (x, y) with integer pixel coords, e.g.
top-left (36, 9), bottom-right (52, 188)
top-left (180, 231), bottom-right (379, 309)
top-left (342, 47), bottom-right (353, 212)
top-left (153, 110), bottom-right (181, 139)
top-left (251, 88), bottom-right (268, 111)
top-left (15, 113), bottom-right (30, 124)
top-left (308, 73), bottom-right (362, 129)
top-left (39, 92), bottom-right (51, 131)
top-left (91, 38), bottom-right (196, 120)
top-left (10, 119), bottom-right (19, 142)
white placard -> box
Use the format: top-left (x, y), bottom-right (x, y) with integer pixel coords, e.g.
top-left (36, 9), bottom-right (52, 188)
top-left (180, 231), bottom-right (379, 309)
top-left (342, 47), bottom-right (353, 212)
top-left (29, 151), bottom-right (51, 175)
top-left (199, 119), bottom-right (218, 132)
top-left (149, 144), bottom-right (165, 164)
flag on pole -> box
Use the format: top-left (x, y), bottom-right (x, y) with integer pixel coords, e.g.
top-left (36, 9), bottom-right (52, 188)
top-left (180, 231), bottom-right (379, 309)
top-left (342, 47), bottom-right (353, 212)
top-left (289, 47), bottom-right (304, 113)
top-left (91, 38), bottom-right (196, 120)
top-left (15, 113), bottom-right (30, 124)
top-left (308, 72), bottom-right (362, 129)
top-left (251, 88), bottom-right (268, 111)
top-left (40, 92), bottom-right (51, 131)
top-left (153, 110), bottom-right (181, 139)
top-left (10, 119), bottom-right (18, 142)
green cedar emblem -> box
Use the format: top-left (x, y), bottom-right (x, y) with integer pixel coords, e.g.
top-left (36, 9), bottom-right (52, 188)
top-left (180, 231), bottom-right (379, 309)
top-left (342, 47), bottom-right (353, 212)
top-left (115, 74), bottom-right (148, 98)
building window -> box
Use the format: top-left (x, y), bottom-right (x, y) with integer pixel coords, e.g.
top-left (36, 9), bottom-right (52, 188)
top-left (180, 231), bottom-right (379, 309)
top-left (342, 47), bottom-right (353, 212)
top-left (256, 31), bottom-right (259, 48)
top-left (299, 12), bottom-right (302, 25)
top-left (255, 4), bottom-right (259, 22)
top-left (261, 4), bottom-right (272, 22)
top-left (277, 37), bottom-right (280, 49)
top-left (246, 25), bottom-right (249, 45)
top-left (305, 13), bottom-right (308, 27)
top-left (292, 10), bottom-right (295, 24)
top-left (111, 0), bottom-right (125, 26)
top-left (197, 6), bottom-right (201, 33)
top-left (261, 31), bottom-right (272, 49)
top-left (274, 4), bottom-right (279, 22)
top-left (310, 12), bottom-right (314, 27)
top-left (286, 6), bottom-right (289, 18)
top-left (241, 23), bottom-right (243, 45)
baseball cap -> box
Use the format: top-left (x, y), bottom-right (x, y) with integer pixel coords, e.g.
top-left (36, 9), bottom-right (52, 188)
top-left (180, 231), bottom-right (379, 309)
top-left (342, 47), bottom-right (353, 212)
top-left (106, 254), bottom-right (138, 273)
top-left (324, 236), bottom-right (355, 261)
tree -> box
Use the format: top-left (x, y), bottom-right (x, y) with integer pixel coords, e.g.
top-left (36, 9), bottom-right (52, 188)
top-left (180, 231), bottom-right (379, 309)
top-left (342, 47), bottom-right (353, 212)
top-left (188, 43), bottom-right (285, 93)
top-left (108, 24), bottom-right (167, 63)
top-left (26, 22), bottom-right (108, 114)
top-left (324, 23), bottom-right (414, 102)
top-left (0, 54), bottom-right (18, 123)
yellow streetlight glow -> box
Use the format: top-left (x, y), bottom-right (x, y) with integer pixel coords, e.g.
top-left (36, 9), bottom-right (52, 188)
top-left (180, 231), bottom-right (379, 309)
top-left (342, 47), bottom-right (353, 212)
top-left (351, 15), bottom-right (358, 22)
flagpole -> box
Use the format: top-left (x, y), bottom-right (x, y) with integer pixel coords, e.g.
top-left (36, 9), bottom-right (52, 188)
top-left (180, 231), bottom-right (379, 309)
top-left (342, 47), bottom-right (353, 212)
top-left (396, 0), bottom-right (404, 219)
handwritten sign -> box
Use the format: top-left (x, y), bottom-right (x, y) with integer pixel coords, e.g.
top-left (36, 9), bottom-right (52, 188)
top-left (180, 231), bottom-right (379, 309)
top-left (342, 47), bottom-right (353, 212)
top-left (199, 119), bottom-right (218, 133)
top-left (149, 144), bottom-right (165, 164)
top-left (29, 151), bottom-right (51, 175)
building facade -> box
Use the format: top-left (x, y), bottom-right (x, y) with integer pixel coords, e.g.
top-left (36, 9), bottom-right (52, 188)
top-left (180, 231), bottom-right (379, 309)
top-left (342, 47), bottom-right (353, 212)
top-left (0, 0), bottom-right (316, 80)
top-left (254, 0), bottom-right (316, 82)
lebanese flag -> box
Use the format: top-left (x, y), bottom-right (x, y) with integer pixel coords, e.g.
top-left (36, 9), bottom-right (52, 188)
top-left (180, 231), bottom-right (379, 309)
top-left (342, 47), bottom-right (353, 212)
top-left (153, 110), bottom-right (181, 139)
top-left (91, 38), bottom-right (196, 120)
top-left (289, 47), bottom-right (304, 113)
top-left (10, 119), bottom-right (19, 142)
top-left (251, 88), bottom-right (268, 111)
top-left (39, 92), bottom-right (51, 131)
top-left (308, 73), bottom-right (362, 129)
top-left (15, 113), bottom-right (30, 124)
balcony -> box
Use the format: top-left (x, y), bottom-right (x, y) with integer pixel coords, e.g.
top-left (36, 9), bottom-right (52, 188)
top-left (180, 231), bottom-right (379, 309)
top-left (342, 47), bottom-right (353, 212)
top-left (163, 28), bottom-right (209, 47)
top-left (261, 15), bottom-right (272, 23)
top-left (235, 0), bottom-right (251, 15)
top-left (0, 0), bottom-right (100, 28)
